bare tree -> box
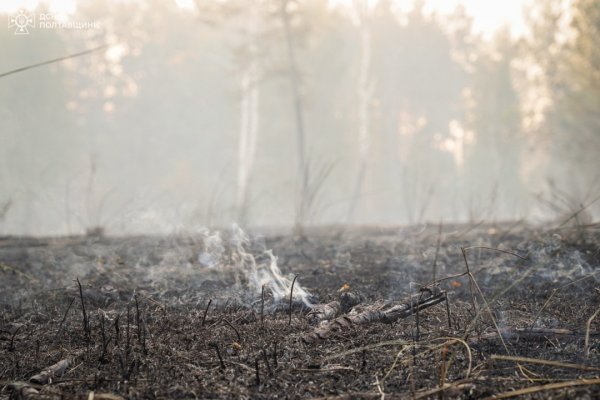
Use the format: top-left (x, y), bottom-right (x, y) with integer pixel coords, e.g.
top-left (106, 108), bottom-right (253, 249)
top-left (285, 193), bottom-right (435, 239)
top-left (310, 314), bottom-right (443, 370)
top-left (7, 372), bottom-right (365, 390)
top-left (347, 0), bottom-right (375, 223)
top-left (237, 6), bottom-right (261, 224)
top-left (280, 0), bottom-right (308, 231)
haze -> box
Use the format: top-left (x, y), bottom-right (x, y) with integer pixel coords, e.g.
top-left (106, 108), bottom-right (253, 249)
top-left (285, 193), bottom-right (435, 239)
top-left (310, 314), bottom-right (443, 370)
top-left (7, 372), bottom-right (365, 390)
top-left (0, 0), bottom-right (597, 235)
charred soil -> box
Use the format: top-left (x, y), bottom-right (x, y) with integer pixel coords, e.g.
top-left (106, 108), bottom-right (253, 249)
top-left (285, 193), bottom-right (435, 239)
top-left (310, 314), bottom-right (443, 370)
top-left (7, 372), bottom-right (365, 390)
top-left (1, 223), bottom-right (600, 399)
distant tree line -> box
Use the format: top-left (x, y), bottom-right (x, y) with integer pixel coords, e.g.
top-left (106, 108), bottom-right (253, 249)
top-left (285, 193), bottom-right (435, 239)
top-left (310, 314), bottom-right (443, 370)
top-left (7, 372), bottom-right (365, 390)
top-left (0, 0), bottom-right (597, 235)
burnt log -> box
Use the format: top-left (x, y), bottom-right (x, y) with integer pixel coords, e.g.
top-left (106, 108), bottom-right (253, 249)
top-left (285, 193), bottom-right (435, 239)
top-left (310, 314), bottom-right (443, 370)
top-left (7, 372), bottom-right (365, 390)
top-left (29, 357), bottom-right (74, 384)
top-left (303, 287), bottom-right (446, 343)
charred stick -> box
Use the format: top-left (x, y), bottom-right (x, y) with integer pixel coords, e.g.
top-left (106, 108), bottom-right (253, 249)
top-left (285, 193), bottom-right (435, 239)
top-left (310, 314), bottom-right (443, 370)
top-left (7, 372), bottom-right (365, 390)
top-left (414, 290), bottom-right (421, 343)
top-left (360, 350), bottom-right (367, 372)
top-left (223, 319), bottom-right (241, 342)
top-left (140, 317), bottom-right (148, 355)
top-left (262, 349), bottom-right (273, 377)
top-left (56, 297), bottom-right (75, 338)
top-left (432, 221), bottom-right (443, 281)
top-left (273, 342), bottom-right (278, 368)
top-left (260, 285), bottom-right (265, 325)
top-left (118, 353), bottom-right (137, 381)
top-left (289, 275), bottom-right (298, 326)
top-left (135, 294), bottom-right (142, 345)
top-left (460, 248), bottom-right (477, 314)
top-left (211, 343), bottom-right (225, 370)
top-left (134, 297), bottom-right (147, 355)
top-left (114, 314), bottom-right (120, 346)
top-left (445, 292), bottom-right (452, 329)
top-left (8, 325), bottom-right (22, 352)
top-left (255, 358), bottom-right (260, 386)
top-left (124, 306), bottom-right (131, 367)
top-left (126, 306), bottom-right (131, 348)
top-left (76, 278), bottom-right (90, 341)
top-left (99, 314), bottom-right (111, 363)
top-left (202, 299), bottom-right (212, 327)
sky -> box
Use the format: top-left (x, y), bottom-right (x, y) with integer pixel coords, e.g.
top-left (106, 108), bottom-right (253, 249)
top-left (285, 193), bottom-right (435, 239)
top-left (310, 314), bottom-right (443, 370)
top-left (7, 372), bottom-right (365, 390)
top-left (1, 0), bottom-right (529, 37)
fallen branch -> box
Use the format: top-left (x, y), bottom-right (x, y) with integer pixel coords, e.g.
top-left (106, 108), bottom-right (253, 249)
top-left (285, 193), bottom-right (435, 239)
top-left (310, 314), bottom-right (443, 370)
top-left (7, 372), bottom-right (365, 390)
top-left (307, 292), bottom-right (363, 325)
top-left (26, 349), bottom-right (85, 387)
top-left (30, 357), bottom-right (73, 384)
top-left (307, 301), bottom-right (341, 325)
top-left (303, 287), bottom-right (446, 343)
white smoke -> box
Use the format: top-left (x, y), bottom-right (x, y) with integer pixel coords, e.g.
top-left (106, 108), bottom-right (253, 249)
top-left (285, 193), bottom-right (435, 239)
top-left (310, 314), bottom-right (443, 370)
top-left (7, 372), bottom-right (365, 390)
top-left (204, 225), bottom-right (312, 306)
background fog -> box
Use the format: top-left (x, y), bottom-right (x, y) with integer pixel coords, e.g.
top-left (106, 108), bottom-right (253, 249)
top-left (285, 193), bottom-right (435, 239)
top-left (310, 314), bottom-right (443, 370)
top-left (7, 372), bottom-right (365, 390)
top-left (0, 0), bottom-right (598, 235)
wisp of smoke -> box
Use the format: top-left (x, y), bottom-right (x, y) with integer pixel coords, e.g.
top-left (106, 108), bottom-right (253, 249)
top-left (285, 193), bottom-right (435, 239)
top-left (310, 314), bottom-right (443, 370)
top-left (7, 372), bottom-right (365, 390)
top-left (199, 225), bottom-right (312, 307)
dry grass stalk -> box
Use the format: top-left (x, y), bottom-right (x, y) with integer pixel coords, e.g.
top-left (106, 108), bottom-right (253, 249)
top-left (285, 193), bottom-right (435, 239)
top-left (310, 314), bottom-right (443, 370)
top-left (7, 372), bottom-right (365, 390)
top-left (413, 380), bottom-right (475, 400)
top-left (490, 354), bottom-right (600, 372)
top-left (202, 299), bottom-right (212, 326)
top-left (482, 377), bottom-right (600, 400)
top-left (585, 304), bottom-right (600, 358)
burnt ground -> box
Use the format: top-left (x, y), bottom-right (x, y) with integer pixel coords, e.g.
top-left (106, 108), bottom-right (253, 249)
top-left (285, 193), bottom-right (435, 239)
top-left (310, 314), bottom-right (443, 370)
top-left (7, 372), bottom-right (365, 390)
top-left (1, 222), bottom-right (600, 399)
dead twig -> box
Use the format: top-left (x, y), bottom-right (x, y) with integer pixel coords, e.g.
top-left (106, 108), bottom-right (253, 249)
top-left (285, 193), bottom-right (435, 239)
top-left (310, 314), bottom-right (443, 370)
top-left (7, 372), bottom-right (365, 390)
top-left (255, 358), bottom-right (260, 386)
top-left (211, 343), bottom-right (225, 370)
top-left (432, 221), bottom-right (443, 282)
top-left (202, 299), bottom-right (212, 327)
top-left (55, 297), bottom-right (75, 339)
top-left (222, 319), bottom-right (241, 342)
top-left (76, 278), bottom-right (90, 341)
top-left (460, 248), bottom-right (478, 315)
top-left (289, 275), bottom-right (298, 326)
top-left (8, 325), bottom-right (22, 352)
top-left (261, 349), bottom-right (273, 377)
top-left (260, 286), bottom-right (265, 325)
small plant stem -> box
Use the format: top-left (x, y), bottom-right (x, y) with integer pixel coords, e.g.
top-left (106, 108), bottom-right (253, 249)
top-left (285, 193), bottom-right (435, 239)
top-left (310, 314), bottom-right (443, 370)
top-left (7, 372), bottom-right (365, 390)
top-left (76, 278), bottom-right (90, 341)
top-left (202, 299), bottom-right (212, 327)
top-left (260, 285), bottom-right (265, 326)
top-left (288, 275), bottom-right (298, 326)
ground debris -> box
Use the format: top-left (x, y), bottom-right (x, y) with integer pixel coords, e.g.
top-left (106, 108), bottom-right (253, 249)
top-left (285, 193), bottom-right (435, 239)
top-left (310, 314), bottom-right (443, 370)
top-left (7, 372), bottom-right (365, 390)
top-left (1, 224), bottom-right (600, 398)
top-left (303, 286), bottom-right (446, 343)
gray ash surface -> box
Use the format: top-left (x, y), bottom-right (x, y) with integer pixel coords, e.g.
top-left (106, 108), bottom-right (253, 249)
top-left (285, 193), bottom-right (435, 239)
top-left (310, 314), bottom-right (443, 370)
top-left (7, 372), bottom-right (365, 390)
top-left (1, 223), bottom-right (600, 399)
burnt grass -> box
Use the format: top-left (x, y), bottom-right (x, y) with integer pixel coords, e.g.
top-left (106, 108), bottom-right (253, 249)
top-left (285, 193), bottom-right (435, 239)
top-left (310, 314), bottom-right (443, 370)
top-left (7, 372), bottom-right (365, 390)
top-left (1, 223), bottom-right (600, 399)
